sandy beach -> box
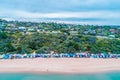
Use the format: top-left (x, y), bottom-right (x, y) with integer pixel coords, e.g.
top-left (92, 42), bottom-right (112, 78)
top-left (0, 58), bottom-right (120, 74)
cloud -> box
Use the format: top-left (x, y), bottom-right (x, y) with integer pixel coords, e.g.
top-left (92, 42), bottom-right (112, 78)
top-left (0, 0), bottom-right (120, 12)
top-left (0, 0), bottom-right (120, 25)
top-left (1, 10), bottom-right (120, 19)
top-left (1, 9), bottom-right (120, 25)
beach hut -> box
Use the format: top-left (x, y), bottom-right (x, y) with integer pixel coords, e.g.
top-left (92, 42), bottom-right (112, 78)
top-left (93, 54), bottom-right (97, 58)
top-left (101, 52), bottom-right (108, 58)
top-left (117, 54), bottom-right (120, 58)
top-left (35, 54), bottom-right (41, 58)
top-left (10, 54), bottom-right (14, 59)
top-left (0, 54), bottom-right (4, 59)
top-left (85, 52), bottom-right (91, 58)
top-left (83, 52), bottom-right (91, 58)
top-left (76, 53), bottom-right (79, 58)
top-left (17, 54), bottom-right (23, 59)
top-left (8, 54), bottom-right (12, 59)
top-left (78, 53), bottom-right (83, 58)
top-left (27, 54), bottom-right (31, 58)
top-left (98, 53), bottom-right (102, 58)
top-left (41, 54), bottom-right (50, 58)
top-left (59, 53), bottom-right (64, 58)
top-left (69, 53), bottom-right (77, 58)
top-left (82, 53), bottom-right (86, 58)
top-left (113, 54), bottom-right (118, 58)
top-left (4, 53), bottom-right (10, 59)
top-left (53, 53), bottom-right (60, 58)
top-left (91, 54), bottom-right (94, 58)
top-left (63, 53), bottom-right (69, 58)
top-left (14, 54), bottom-right (19, 59)
top-left (23, 53), bottom-right (27, 58)
top-left (109, 53), bottom-right (113, 58)
top-left (12, 54), bottom-right (15, 59)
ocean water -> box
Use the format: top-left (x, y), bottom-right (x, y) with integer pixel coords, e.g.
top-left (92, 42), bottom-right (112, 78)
top-left (0, 72), bottom-right (120, 80)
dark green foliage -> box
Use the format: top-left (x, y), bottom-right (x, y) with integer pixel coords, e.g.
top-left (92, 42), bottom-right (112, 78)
top-left (0, 32), bottom-right (8, 39)
top-left (0, 31), bottom-right (120, 54)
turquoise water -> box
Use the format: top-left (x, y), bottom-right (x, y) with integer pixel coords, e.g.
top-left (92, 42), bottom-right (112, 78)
top-left (0, 72), bottom-right (120, 80)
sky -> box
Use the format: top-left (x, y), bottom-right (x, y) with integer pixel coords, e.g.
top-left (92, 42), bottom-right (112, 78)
top-left (0, 0), bottom-right (120, 25)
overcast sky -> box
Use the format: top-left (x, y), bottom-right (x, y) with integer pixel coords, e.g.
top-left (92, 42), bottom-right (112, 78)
top-left (0, 0), bottom-right (120, 25)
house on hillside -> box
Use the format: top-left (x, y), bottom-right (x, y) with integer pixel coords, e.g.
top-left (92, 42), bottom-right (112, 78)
top-left (52, 31), bottom-right (61, 34)
top-left (18, 26), bottom-right (26, 31)
top-left (108, 35), bottom-right (115, 38)
top-left (89, 30), bottom-right (96, 36)
top-left (109, 29), bottom-right (116, 34)
top-left (69, 31), bottom-right (78, 35)
top-left (27, 28), bottom-right (36, 32)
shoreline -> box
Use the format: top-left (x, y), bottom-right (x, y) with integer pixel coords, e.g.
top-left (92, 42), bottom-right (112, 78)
top-left (0, 70), bottom-right (120, 75)
top-left (0, 58), bottom-right (120, 74)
